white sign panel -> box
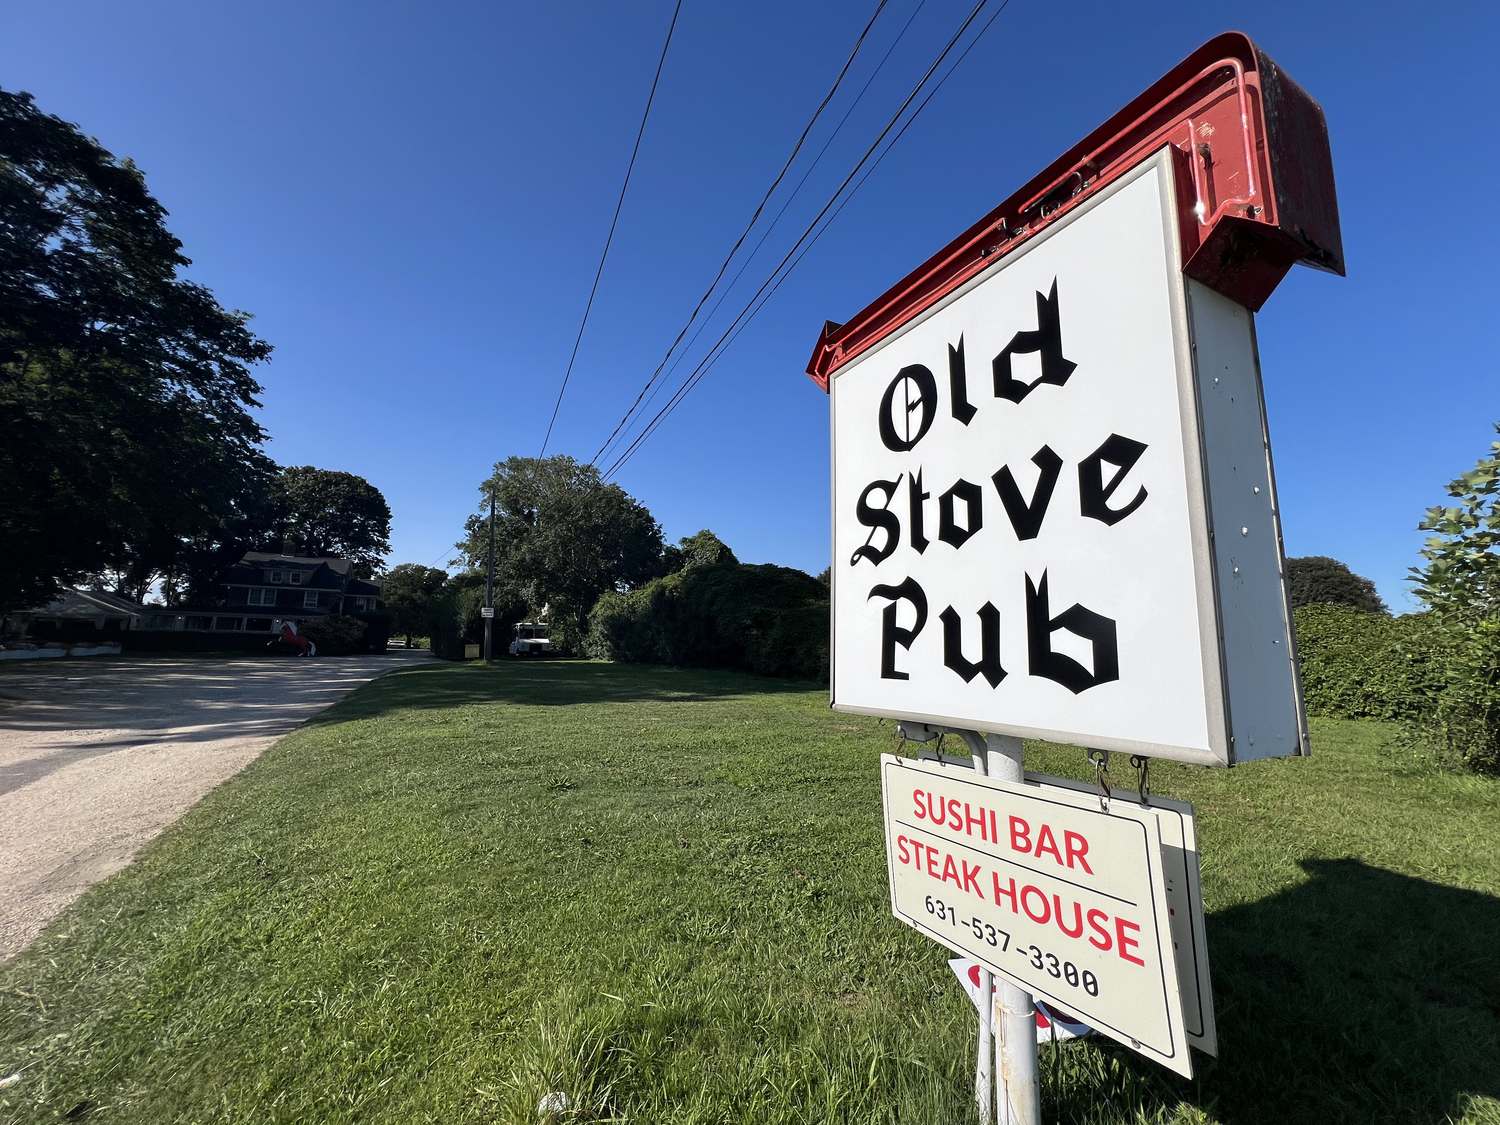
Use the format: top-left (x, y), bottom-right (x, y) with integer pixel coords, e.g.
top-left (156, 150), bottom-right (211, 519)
top-left (1022, 772), bottom-right (1216, 1056)
top-left (881, 754), bottom-right (1193, 1076)
top-left (830, 151), bottom-right (1306, 765)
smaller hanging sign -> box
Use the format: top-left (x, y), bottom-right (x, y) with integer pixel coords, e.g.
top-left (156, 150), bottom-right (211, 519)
top-left (882, 753), bottom-right (1193, 1077)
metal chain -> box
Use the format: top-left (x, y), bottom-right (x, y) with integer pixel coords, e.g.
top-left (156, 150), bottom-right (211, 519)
top-left (1128, 754), bottom-right (1151, 805)
top-left (1086, 748), bottom-right (1110, 811)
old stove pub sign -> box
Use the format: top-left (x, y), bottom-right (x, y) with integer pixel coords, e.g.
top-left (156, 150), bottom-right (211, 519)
top-left (806, 32), bottom-right (1343, 1121)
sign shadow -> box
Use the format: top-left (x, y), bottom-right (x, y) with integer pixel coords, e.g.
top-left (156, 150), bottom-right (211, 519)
top-left (1061, 857), bottom-right (1500, 1124)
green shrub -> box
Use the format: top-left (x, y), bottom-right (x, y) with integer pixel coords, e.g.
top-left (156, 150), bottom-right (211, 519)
top-left (587, 561), bottom-right (828, 682)
top-left (298, 614), bottom-right (369, 657)
top-left (1291, 605), bottom-right (1440, 721)
top-left (1403, 618), bottom-right (1500, 774)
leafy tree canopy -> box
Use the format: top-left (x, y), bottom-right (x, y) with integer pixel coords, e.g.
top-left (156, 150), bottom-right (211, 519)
top-left (1286, 556), bottom-right (1387, 615)
top-left (1405, 425), bottom-right (1500, 773)
top-left (1410, 424), bottom-right (1500, 619)
top-left (457, 456), bottom-right (663, 651)
top-left (269, 466), bottom-right (391, 577)
top-left (381, 563), bottom-right (448, 644)
top-left (663, 529), bottom-right (737, 573)
top-left (0, 88), bottom-right (273, 611)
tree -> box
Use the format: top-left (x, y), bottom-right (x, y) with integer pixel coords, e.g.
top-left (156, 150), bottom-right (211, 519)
top-left (1410, 424), bottom-right (1500, 618)
top-left (457, 456), bottom-right (663, 652)
top-left (1406, 425), bottom-right (1500, 772)
top-left (381, 563), bottom-right (448, 646)
top-left (1286, 556), bottom-right (1387, 614)
top-left (662, 529), bottom-right (738, 574)
top-left (270, 466), bottom-right (392, 576)
top-left (0, 88), bottom-right (274, 611)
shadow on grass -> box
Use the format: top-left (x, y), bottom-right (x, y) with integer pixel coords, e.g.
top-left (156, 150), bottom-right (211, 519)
top-left (1064, 858), bottom-right (1500, 1124)
top-left (313, 658), bottom-right (823, 724)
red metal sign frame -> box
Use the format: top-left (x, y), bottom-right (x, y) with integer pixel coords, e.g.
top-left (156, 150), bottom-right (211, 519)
top-left (806, 32), bottom-right (1342, 391)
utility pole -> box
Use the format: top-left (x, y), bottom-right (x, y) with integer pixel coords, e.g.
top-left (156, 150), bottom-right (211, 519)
top-left (483, 482), bottom-right (495, 662)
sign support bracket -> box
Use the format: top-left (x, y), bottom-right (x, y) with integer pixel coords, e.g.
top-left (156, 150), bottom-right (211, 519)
top-left (912, 725), bottom-right (1041, 1125)
top-left (985, 732), bottom-right (1041, 1125)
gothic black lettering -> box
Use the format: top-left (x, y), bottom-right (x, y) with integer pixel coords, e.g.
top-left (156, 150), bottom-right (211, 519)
top-left (1026, 571), bottom-right (1120, 694)
top-left (879, 365), bottom-right (937, 451)
top-left (993, 280), bottom-right (1077, 404)
top-left (992, 445), bottom-right (1062, 541)
top-left (851, 478), bottom-right (902, 567)
top-left (909, 469), bottom-right (930, 554)
top-left (938, 479), bottom-right (984, 548)
top-left (948, 336), bottom-right (976, 425)
top-left (940, 602), bottom-right (1006, 687)
top-left (1078, 434), bottom-right (1149, 525)
top-left (869, 578), bottom-right (928, 680)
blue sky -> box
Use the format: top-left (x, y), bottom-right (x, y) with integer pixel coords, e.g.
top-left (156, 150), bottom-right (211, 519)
top-left (3, 0), bottom-right (1495, 609)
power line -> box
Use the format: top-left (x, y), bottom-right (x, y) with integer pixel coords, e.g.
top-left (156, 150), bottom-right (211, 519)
top-left (588, 0), bottom-right (893, 467)
top-left (538, 0), bottom-right (683, 459)
top-left (592, 0), bottom-right (932, 470)
top-left (602, 0), bottom-right (1003, 479)
top-left (612, 0), bottom-right (1017, 474)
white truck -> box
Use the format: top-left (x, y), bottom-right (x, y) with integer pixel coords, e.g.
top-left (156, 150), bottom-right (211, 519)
top-left (507, 622), bottom-right (552, 657)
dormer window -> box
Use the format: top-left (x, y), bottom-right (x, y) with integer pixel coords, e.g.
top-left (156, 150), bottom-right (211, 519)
top-left (290, 572), bottom-right (304, 585)
top-left (268, 571), bottom-right (284, 584)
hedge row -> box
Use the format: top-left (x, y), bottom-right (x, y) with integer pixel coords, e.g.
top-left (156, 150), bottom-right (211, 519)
top-left (587, 562), bottom-right (828, 682)
top-left (1291, 605), bottom-right (1445, 721)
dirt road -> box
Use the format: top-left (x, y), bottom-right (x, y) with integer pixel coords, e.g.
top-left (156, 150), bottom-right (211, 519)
top-left (0, 651), bottom-right (428, 959)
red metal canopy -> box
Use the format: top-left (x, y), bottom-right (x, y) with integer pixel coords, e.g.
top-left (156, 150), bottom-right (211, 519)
top-left (806, 32), bottom-right (1342, 391)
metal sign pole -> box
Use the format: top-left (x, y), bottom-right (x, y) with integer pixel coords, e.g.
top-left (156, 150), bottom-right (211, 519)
top-left (950, 730), bottom-right (995, 1124)
top-left (483, 484), bottom-right (495, 663)
top-left (987, 733), bottom-right (1040, 1125)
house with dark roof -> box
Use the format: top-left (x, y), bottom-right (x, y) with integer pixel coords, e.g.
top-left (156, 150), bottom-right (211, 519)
top-left (1, 588), bottom-right (146, 639)
top-left (137, 552), bottom-right (383, 636)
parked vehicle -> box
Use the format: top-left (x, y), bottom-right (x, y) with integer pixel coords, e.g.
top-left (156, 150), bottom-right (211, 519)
top-left (508, 622), bottom-right (551, 656)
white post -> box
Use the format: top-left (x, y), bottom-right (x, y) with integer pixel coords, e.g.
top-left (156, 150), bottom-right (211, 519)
top-left (957, 730), bottom-right (995, 1125)
top-left (987, 733), bottom-right (1041, 1125)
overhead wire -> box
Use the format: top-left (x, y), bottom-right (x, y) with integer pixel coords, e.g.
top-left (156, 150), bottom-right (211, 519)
top-left (538, 0), bottom-right (683, 458)
top-left (602, 0), bottom-right (1006, 479)
top-left (591, 0), bottom-right (931, 469)
top-left (589, 0), bottom-right (893, 467)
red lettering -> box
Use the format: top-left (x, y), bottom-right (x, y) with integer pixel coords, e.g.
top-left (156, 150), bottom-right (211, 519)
top-left (1053, 896), bottom-right (1084, 938)
top-left (962, 860), bottom-right (983, 897)
top-left (941, 853), bottom-right (962, 887)
top-left (1034, 824), bottom-right (1063, 864)
top-left (1087, 909), bottom-right (1112, 950)
top-left (914, 791), bottom-right (929, 821)
top-left (924, 844), bottom-right (939, 878)
top-left (897, 835), bottom-right (911, 865)
top-left (1009, 816), bottom-right (1031, 854)
top-left (947, 800), bottom-right (963, 831)
top-left (1116, 917), bottom-right (1145, 966)
top-left (1021, 885), bottom-right (1051, 924)
top-left (1064, 830), bottom-right (1093, 874)
top-left (993, 874), bottom-right (1018, 913)
top-left (964, 803), bottom-right (986, 840)
top-left (990, 809), bottom-right (998, 845)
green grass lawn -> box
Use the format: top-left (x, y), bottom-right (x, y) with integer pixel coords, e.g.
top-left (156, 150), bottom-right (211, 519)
top-left (1, 660), bottom-right (1498, 1124)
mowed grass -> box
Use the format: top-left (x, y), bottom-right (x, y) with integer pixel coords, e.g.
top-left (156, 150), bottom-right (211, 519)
top-left (1, 660), bottom-right (1498, 1125)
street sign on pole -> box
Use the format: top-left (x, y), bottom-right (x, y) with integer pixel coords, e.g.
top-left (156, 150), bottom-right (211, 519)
top-left (882, 754), bottom-right (1193, 1076)
top-left (831, 150), bottom-right (1303, 768)
top-left (481, 607), bottom-right (495, 619)
top-left (809, 28), bottom-right (1343, 1108)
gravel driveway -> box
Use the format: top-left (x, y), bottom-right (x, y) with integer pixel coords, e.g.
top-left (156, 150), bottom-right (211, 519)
top-left (0, 651), bottom-right (429, 959)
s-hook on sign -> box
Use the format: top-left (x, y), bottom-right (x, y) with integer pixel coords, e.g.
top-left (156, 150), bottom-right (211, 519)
top-left (828, 149), bottom-right (1305, 767)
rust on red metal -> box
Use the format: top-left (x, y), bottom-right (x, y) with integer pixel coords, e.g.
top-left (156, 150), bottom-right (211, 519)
top-left (806, 32), bottom-right (1342, 391)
